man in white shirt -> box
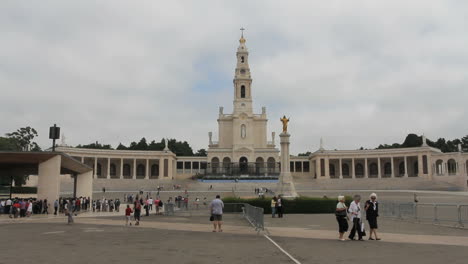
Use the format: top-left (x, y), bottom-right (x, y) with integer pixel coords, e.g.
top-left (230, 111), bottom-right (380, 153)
top-left (348, 194), bottom-right (364, 241)
top-left (5, 199), bottom-right (12, 215)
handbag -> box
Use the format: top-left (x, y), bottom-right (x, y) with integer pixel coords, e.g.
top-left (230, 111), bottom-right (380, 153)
top-left (209, 215), bottom-right (214, 221)
top-left (335, 209), bottom-right (347, 217)
top-left (361, 221), bottom-right (367, 236)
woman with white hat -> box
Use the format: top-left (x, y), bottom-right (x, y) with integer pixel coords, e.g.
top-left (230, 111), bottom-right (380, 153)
top-left (364, 193), bottom-right (380, 240)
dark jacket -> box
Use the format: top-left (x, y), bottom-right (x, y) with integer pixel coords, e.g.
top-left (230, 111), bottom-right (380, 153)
top-left (365, 200), bottom-right (379, 219)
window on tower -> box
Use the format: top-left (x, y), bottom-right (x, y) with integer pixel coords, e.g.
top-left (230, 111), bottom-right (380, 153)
top-left (241, 85), bottom-right (246, 98)
top-left (241, 56), bottom-right (245, 63)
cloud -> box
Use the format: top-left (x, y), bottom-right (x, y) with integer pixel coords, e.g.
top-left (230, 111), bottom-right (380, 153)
top-left (1, 0), bottom-right (467, 155)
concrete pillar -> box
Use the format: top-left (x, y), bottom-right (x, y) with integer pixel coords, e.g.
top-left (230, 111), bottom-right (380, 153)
top-left (339, 158), bottom-right (343, 179)
top-left (377, 157), bottom-right (381, 178)
top-left (133, 159), bottom-right (136, 179)
top-left (94, 157), bottom-right (97, 179)
top-left (315, 158), bottom-right (321, 178)
top-left (145, 159), bottom-right (149, 179)
top-left (81, 157), bottom-right (84, 163)
top-left (120, 158), bottom-right (123, 179)
top-left (351, 158), bottom-right (355, 179)
top-left (324, 157), bottom-right (330, 178)
top-left (277, 132), bottom-right (297, 197)
top-left (364, 158), bottom-right (368, 178)
top-left (76, 170), bottom-right (93, 200)
top-left (107, 158), bottom-right (111, 179)
top-left (418, 155), bottom-right (423, 177)
top-left (168, 158), bottom-right (173, 178)
top-left (37, 155), bottom-right (61, 213)
top-left (404, 156), bottom-right (408, 177)
top-left (159, 159), bottom-right (164, 178)
top-left (391, 157), bottom-right (395, 178)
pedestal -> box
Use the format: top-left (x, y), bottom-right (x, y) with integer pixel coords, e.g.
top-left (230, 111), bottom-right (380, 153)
top-left (276, 132), bottom-right (298, 197)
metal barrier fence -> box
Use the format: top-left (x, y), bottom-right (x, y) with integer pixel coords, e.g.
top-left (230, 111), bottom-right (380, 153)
top-left (164, 203), bottom-right (175, 216)
top-left (243, 203), bottom-right (264, 231)
top-left (380, 202), bottom-right (468, 227)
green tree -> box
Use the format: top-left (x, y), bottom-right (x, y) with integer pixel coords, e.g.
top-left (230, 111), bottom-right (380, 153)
top-left (5, 127), bottom-right (41, 151)
top-left (76, 141), bottom-right (113, 149)
top-left (116, 143), bottom-right (127, 150)
top-left (401, 133), bottom-right (422, 148)
top-left (461, 135), bottom-right (468, 152)
top-left (0, 137), bottom-right (19, 151)
top-left (194, 148), bottom-right (207, 156)
top-left (135, 138), bottom-right (148, 150)
top-left (298, 151), bottom-right (312, 156)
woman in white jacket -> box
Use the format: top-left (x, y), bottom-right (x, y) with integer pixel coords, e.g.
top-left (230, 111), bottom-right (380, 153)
top-left (348, 195), bottom-right (364, 241)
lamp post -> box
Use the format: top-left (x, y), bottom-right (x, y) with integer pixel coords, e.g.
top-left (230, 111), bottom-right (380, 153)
top-left (49, 124), bottom-right (60, 151)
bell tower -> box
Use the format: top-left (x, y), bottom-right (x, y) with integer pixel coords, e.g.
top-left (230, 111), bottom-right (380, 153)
top-left (233, 28), bottom-right (253, 114)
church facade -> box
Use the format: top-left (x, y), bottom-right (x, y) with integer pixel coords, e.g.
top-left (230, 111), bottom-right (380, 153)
top-left (206, 33), bottom-right (279, 177)
top-left (54, 33), bottom-right (468, 191)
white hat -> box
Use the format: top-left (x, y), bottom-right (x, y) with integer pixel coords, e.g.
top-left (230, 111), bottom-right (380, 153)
top-left (338, 195), bottom-right (345, 201)
top-left (370, 193), bottom-right (377, 199)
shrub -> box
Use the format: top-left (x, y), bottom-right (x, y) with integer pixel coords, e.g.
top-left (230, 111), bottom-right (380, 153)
top-left (223, 196), bottom-right (353, 214)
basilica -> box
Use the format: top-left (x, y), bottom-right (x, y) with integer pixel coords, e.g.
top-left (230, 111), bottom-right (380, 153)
top-left (55, 33), bottom-right (468, 191)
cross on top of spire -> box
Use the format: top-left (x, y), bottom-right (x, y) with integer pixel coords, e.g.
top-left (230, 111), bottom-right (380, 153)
top-left (239, 27), bottom-right (246, 44)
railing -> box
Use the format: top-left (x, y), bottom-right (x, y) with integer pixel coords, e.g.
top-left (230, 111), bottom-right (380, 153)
top-left (380, 201), bottom-right (468, 227)
top-left (165, 202), bottom-right (265, 231)
top-left (201, 162), bottom-right (281, 177)
top-left (224, 203), bottom-right (264, 231)
top-left (243, 203), bottom-right (264, 231)
top-left (164, 203), bottom-right (175, 216)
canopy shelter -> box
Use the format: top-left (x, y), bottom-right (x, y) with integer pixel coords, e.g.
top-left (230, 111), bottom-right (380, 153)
top-left (0, 152), bottom-right (93, 210)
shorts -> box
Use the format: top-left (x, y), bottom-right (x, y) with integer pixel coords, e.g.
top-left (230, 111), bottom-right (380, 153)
top-left (212, 214), bottom-right (223, 221)
top-left (126, 216), bottom-right (131, 221)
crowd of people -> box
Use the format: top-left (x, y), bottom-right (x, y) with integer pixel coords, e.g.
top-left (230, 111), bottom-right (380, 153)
top-left (335, 193), bottom-right (380, 241)
top-left (0, 198), bottom-right (49, 217)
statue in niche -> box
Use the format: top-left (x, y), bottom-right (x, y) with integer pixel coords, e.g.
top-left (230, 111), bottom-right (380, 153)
top-left (280, 115), bottom-right (290, 133)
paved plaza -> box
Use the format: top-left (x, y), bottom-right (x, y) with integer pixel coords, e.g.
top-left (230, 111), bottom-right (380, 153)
top-left (2, 207), bottom-right (468, 264)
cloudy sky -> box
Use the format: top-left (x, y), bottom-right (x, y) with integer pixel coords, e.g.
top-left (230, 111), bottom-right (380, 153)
top-left (1, 0), bottom-right (467, 154)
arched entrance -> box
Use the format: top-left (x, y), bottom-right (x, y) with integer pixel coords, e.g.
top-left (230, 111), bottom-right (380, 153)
top-left (223, 157), bottom-right (231, 174)
top-left (211, 157), bottom-right (220, 174)
top-left (255, 157), bottom-right (264, 175)
top-left (239, 157), bottom-right (248, 174)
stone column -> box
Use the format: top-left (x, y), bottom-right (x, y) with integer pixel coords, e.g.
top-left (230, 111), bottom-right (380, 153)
top-left (107, 158), bottom-right (111, 179)
top-left (339, 159), bottom-right (343, 179)
top-left (168, 158), bottom-right (174, 179)
top-left (37, 155), bottom-right (61, 213)
top-left (324, 157), bottom-right (330, 178)
top-left (315, 158), bottom-right (321, 178)
top-left (351, 158), bottom-right (355, 179)
top-left (276, 132), bottom-right (297, 197)
top-left (377, 157), bottom-right (381, 178)
top-left (133, 159), bottom-right (136, 179)
top-left (418, 155), bottom-right (423, 177)
top-left (81, 157), bottom-right (84, 163)
top-left (159, 159), bottom-right (164, 178)
top-left (364, 158), bottom-right (368, 178)
top-left (76, 170), bottom-right (93, 200)
top-left (404, 156), bottom-right (408, 177)
top-left (145, 159), bottom-right (149, 179)
top-left (391, 157), bottom-right (395, 177)
top-left (120, 158), bottom-right (124, 179)
top-left (94, 157), bottom-right (97, 179)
